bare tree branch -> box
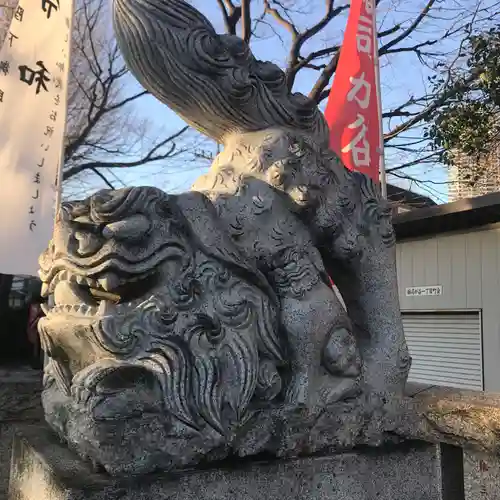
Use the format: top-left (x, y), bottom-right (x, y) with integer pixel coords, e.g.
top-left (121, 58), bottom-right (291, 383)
top-left (378, 24), bottom-right (402, 38)
top-left (63, 126), bottom-right (189, 180)
top-left (91, 167), bottom-right (115, 189)
top-left (241, 0), bottom-right (252, 43)
top-left (263, 0), bottom-right (348, 91)
top-left (288, 1), bottom-right (348, 89)
top-left (385, 153), bottom-right (440, 173)
top-left (384, 74), bottom-right (478, 142)
top-left (54, 0), bottom-right (195, 187)
top-left (215, 0), bottom-right (242, 35)
top-left (264, 0), bottom-right (298, 36)
top-left (378, 0), bottom-right (437, 54)
top-left (380, 39), bottom-right (439, 56)
top-left (216, 0), bottom-right (232, 33)
top-left (309, 51), bottom-right (340, 103)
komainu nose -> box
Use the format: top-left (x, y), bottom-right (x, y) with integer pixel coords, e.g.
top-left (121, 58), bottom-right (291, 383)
top-left (68, 217), bottom-right (106, 257)
top-left (102, 214), bottom-right (151, 242)
top-left (75, 231), bottom-right (103, 257)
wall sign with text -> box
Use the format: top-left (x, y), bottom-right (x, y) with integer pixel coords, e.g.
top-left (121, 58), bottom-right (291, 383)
top-left (405, 286), bottom-right (443, 297)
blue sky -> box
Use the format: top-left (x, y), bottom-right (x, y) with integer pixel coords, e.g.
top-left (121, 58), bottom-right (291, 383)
top-left (66, 0), bottom-right (498, 204)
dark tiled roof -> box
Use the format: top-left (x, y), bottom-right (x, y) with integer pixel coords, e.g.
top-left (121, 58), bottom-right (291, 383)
top-left (394, 191), bottom-right (500, 240)
top-left (387, 184), bottom-right (436, 208)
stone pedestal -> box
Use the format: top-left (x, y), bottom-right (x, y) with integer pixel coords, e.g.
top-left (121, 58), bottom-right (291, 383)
top-left (464, 450), bottom-right (500, 500)
top-left (0, 369), bottom-right (42, 499)
top-left (9, 426), bottom-right (447, 500)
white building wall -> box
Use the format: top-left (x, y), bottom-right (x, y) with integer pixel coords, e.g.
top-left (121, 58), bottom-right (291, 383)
top-left (396, 225), bottom-right (500, 391)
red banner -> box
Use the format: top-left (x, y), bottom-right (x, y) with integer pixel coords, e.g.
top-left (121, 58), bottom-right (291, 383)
top-left (324, 0), bottom-right (382, 182)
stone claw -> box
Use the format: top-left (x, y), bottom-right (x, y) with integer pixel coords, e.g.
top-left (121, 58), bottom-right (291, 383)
top-left (284, 372), bottom-right (311, 407)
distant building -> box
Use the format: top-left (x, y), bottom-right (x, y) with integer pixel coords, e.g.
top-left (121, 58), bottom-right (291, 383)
top-left (448, 143), bottom-right (500, 201)
top-left (394, 191), bottom-right (500, 392)
top-left (387, 183), bottom-right (436, 214)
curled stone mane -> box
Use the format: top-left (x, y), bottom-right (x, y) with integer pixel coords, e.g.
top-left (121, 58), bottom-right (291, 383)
top-left (112, 0), bottom-right (329, 146)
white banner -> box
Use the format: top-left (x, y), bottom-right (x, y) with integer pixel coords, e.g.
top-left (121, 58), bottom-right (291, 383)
top-left (0, 0), bottom-right (73, 276)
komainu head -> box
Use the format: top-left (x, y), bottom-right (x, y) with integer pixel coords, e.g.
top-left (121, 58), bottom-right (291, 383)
top-left (39, 186), bottom-right (285, 474)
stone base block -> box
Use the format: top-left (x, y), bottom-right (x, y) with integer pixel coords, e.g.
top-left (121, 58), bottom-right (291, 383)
top-left (0, 368), bottom-right (43, 499)
top-left (464, 450), bottom-right (500, 500)
top-left (9, 425), bottom-right (444, 500)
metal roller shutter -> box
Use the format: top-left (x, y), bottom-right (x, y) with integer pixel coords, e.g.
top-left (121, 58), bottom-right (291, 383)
top-left (402, 311), bottom-right (483, 390)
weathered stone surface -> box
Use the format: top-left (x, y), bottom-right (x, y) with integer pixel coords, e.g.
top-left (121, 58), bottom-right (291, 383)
top-left (464, 450), bottom-right (500, 500)
top-left (0, 370), bottom-right (42, 422)
top-left (0, 368), bottom-right (42, 500)
top-left (386, 386), bottom-right (500, 500)
top-left (10, 425), bottom-right (443, 500)
top-left (37, 181), bottom-right (409, 475)
top-left (39, 183), bottom-right (406, 474)
top-left (112, 0), bottom-right (411, 402)
top-left (35, 0), bottom-right (411, 477)
top-left (396, 387), bottom-right (500, 453)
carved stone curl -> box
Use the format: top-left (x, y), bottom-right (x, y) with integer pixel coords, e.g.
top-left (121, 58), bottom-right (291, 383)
top-left (37, 0), bottom-right (411, 476)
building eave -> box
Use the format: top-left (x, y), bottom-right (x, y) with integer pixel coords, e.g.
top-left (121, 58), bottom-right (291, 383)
top-left (394, 191), bottom-right (500, 241)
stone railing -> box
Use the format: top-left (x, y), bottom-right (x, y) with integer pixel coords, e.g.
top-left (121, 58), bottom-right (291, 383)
top-left (7, 381), bottom-right (500, 500)
top-left (398, 384), bottom-right (500, 500)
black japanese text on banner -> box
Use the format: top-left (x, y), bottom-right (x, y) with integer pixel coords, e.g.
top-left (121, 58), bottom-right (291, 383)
top-left (0, 0), bottom-right (73, 276)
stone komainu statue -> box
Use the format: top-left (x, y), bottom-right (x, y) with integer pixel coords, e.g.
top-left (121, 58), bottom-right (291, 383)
top-left (37, 0), bottom-right (411, 476)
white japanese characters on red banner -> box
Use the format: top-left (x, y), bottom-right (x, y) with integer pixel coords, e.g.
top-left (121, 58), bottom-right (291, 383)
top-left (324, 0), bottom-right (382, 181)
top-left (0, 0), bottom-right (73, 276)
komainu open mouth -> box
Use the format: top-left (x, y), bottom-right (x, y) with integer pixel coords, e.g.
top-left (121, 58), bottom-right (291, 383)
top-left (41, 269), bottom-right (158, 317)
